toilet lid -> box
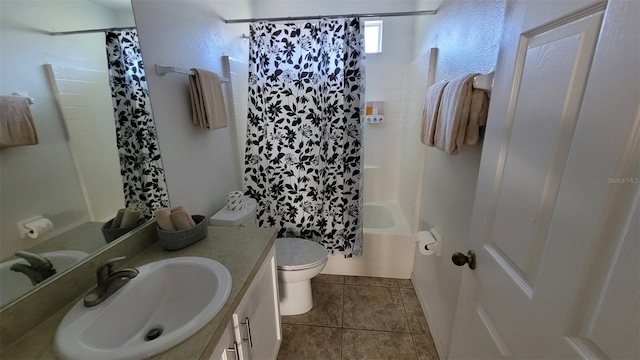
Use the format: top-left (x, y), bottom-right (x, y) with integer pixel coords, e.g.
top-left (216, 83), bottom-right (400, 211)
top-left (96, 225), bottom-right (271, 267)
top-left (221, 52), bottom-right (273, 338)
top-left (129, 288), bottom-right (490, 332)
top-left (276, 238), bottom-right (328, 271)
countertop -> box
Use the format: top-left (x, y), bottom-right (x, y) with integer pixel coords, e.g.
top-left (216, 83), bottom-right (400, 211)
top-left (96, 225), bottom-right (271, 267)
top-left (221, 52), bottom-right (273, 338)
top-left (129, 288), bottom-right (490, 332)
top-left (0, 226), bottom-right (277, 360)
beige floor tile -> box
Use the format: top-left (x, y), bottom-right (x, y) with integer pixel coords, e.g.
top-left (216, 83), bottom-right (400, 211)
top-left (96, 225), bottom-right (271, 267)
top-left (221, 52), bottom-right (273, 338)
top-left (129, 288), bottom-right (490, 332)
top-left (343, 285), bottom-right (410, 332)
top-left (313, 274), bottom-right (345, 284)
top-left (398, 279), bottom-right (414, 288)
top-left (343, 329), bottom-right (417, 360)
top-left (400, 288), bottom-right (430, 334)
top-left (413, 334), bottom-right (439, 360)
top-left (345, 276), bottom-right (399, 287)
top-left (277, 324), bottom-right (342, 360)
top-left (281, 283), bottom-right (343, 327)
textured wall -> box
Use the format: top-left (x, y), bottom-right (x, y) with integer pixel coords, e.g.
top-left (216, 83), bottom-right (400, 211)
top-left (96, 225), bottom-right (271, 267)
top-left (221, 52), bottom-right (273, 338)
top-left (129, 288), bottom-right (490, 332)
top-left (132, 0), bottom-right (248, 218)
top-left (411, 0), bottom-right (506, 356)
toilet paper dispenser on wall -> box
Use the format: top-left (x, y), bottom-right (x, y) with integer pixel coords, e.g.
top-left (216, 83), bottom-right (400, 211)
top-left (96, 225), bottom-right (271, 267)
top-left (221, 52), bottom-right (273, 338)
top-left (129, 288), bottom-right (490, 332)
top-left (415, 228), bottom-right (442, 256)
top-left (17, 215), bottom-right (54, 239)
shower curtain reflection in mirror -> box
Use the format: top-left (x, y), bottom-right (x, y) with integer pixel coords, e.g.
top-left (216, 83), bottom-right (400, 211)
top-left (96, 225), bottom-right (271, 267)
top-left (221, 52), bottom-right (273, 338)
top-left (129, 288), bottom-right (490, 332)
top-left (243, 18), bottom-right (365, 258)
top-left (106, 30), bottom-right (169, 215)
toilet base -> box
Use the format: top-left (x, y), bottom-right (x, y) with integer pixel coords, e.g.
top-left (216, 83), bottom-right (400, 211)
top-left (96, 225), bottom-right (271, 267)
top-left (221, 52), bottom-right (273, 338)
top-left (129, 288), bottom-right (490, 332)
top-left (279, 279), bottom-right (313, 316)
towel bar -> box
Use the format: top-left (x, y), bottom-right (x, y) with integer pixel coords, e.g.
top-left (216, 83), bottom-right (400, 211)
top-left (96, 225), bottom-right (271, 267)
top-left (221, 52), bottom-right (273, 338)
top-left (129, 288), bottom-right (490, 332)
top-left (11, 92), bottom-right (35, 105)
top-left (155, 64), bottom-right (231, 83)
top-left (473, 72), bottom-right (494, 93)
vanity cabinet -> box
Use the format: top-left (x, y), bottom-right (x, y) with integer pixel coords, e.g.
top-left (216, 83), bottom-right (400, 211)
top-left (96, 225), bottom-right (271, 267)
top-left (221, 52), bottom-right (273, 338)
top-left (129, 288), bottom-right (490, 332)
top-left (210, 245), bottom-right (281, 360)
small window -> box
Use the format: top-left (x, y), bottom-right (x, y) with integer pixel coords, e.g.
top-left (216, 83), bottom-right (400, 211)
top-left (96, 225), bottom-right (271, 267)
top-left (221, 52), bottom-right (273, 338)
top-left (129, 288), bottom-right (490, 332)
top-left (364, 20), bottom-right (383, 54)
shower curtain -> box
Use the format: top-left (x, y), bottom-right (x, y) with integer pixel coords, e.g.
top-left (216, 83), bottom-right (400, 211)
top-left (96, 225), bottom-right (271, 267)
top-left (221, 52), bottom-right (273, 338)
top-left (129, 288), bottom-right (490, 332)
top-left (106, 30), bottom-right (169, 216)
top-left (244, 19), bottom-right (365, 258)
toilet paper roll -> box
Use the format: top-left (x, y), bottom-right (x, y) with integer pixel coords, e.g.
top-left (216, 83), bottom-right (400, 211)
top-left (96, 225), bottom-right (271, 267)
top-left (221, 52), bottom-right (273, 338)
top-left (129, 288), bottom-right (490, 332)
top-left (415, 231), bottom-right (436, 256)
top-left (24, 218), bottom-right (54, 239)
top-left (227, 191), bottom-right (245, 211)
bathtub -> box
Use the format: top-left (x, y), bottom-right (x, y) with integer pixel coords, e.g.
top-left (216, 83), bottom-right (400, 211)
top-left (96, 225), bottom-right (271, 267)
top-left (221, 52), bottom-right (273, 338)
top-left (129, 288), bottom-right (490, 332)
top-left (322, 201), bottom-right (416, 278)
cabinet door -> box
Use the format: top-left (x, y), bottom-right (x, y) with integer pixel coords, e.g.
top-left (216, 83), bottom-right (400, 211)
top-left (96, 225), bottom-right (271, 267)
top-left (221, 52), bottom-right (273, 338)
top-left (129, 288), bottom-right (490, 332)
top-left (209, 320), bottom-right (240, 360)
top-left (233, 246), bottom-right (282, 360)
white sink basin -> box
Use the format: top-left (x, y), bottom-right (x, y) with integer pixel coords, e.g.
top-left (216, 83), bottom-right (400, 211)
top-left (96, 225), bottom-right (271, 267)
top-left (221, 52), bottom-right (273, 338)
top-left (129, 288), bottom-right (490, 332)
top-left (54, 257), bottom-right (231, 360)
top-left (0, 250), bottom-right (89, 307)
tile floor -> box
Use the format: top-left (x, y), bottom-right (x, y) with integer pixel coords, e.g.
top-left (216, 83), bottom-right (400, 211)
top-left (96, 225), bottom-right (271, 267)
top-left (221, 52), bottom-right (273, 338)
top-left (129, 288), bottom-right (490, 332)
top-left (277, 275), bottom-right (439, 360)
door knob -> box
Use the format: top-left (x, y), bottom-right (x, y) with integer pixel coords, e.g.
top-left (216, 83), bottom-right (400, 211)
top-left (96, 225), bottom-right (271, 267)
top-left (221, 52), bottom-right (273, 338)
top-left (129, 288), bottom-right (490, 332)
top-left (451, 250), bottom-right (477, 269)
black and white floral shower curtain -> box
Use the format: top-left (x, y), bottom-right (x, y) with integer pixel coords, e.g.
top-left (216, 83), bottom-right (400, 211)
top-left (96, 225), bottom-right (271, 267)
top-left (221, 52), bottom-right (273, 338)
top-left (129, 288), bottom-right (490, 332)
top-left (106, 30), bottom-right (169, 215)
top-left (244, 19), bottom-right (365, 257)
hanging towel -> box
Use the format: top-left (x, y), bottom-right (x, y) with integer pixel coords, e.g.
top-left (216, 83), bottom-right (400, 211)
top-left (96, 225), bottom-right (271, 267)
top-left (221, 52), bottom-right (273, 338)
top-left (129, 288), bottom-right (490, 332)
top-left (421, 81), bottom-right (449, 146)
top-left (434, 73), bottom-right (487, 155)
top-left (0, 95), bottom-right (39, 149)
top-left (464, 89), bottom-right (489, 146)
top-left (188, 69), bottom-right (228, 130)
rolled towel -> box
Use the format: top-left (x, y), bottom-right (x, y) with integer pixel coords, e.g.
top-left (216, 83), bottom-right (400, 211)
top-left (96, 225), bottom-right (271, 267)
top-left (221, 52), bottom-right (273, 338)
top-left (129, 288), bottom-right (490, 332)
top-left (110, 209), bottom-right (126, 229)
top-left (170, 205), bottom-right (185, 213)
top-left (129, 202), bottom-right (149, 217)
top-left (170, 210), bottom-right (194, 230)
top-left (120, 208), bottom-right (142, 228)
top-left (154, 208), bottom-right (176, 231)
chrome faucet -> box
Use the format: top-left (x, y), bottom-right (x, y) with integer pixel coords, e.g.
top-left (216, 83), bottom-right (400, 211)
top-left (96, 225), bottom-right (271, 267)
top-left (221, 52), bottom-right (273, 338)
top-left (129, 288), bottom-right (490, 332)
top-left (10, 251), bottom-right (57, 286)
top-left (84, 256), bottom-right (138, 307)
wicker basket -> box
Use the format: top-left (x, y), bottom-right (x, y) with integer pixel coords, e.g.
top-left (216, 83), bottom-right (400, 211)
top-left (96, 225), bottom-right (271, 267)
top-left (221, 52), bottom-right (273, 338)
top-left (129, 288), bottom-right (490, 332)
top-left (101, 218), bottom-right (146, 244)
top-left (157, 215), bottom-right (208, 251)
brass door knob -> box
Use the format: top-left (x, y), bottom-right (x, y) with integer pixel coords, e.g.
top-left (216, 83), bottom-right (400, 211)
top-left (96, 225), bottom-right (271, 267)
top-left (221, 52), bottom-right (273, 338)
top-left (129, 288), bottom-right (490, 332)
top-left (451, 250), bottom-right (477, 269)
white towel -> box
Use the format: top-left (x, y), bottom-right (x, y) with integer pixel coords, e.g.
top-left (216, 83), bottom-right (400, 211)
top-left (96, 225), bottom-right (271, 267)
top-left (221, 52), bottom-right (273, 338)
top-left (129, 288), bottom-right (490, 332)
top-left (188, 69), bottom-right (228, 130)
top-left (435, 73), bottom-right (492, 154)
top-left (464, 89), bottom-right (489, 146)
top-left (0, 95), bottom-right (39, 149)
top-left (421, 81), bottom-right (449, 146)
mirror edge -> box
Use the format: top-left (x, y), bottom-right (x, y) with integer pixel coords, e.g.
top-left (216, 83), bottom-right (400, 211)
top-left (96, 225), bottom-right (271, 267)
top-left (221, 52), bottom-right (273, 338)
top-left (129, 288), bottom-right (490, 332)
top-left (0, 220), bottom-right (159, 349)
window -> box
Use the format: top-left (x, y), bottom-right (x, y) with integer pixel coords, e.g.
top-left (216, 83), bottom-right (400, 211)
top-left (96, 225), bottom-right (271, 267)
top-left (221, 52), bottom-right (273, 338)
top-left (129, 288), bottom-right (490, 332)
top-left (364, 20), bottom-right (383, 54)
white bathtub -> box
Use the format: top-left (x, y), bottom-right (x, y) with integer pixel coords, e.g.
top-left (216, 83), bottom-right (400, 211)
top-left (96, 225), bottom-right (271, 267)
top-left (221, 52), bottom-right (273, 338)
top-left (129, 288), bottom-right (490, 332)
top-left (323, 201), bottom-right (416, 278)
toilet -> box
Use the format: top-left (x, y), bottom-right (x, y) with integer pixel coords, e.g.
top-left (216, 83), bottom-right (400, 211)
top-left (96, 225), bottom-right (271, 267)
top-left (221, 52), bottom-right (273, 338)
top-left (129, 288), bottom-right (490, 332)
top-left (210, 198), bottom-right (328, 316)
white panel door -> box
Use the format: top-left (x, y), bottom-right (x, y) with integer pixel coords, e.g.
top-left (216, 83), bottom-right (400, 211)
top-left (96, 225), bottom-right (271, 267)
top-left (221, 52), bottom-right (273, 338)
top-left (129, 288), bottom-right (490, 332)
top-left (449, 0), bottom-right (640, 358)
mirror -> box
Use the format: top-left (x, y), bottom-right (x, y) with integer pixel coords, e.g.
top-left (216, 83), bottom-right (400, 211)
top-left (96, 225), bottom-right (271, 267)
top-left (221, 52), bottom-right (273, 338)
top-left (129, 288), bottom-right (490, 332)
top-left (0, 0), bottom-right (158, 308)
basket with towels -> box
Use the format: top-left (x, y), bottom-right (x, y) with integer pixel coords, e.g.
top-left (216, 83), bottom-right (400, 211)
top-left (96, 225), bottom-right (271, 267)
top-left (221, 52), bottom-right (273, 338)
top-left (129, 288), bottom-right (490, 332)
top-left (101, 203), bottom-right (148, 243)
top-left (154, 206), bottom-right (207, 250)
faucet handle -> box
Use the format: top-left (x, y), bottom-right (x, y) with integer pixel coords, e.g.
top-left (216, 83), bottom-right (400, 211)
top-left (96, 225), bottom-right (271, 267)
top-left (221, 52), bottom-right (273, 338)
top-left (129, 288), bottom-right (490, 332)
top-left (14, 251), bottom-right (53, 269)
top-left (97, 256), bottom-right (127, 276)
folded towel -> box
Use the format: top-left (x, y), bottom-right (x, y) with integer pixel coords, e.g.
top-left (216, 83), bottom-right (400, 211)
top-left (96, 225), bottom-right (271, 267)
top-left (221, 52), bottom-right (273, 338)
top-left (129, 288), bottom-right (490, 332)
top-left (120, 208), bottom-right (142, 228)
top-left (110, 208), bottom-right (126, 229)
top-left (434, 73), bottom-right (478, 155)
top-left (0, 95), bottom-right (39, 149)
top-left (170, 210), bottom-right (195, 230)
top-left (188, 69), bottom-right (228, 131)
top-left (464, 89), bottom-right (489, 145)
top-left (421, 81), bottom-right (449, 146)
top-left (154, 208), bottom-right (176, 231)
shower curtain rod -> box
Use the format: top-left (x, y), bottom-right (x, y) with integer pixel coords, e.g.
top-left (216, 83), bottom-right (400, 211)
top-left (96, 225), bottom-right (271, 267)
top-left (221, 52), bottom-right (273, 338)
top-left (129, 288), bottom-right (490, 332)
top-left (224, 9), bottom-right (436, 24)
top-left (50, 26), bottom-right (136, 36)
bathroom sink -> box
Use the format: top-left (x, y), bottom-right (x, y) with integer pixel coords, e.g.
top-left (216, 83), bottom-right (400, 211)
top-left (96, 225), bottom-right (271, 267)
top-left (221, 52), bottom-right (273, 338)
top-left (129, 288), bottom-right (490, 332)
top-left (54, 257), bottom-right (232, 360)
top-left (0, 250), bottom-right (89, 307)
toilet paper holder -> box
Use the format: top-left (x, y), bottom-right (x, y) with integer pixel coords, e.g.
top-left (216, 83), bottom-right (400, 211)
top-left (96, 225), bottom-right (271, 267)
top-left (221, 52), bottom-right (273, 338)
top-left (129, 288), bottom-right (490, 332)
top-left (415, 228), bottom-right (442, 257)
top-left (17, 215), bottom-right (53, 239)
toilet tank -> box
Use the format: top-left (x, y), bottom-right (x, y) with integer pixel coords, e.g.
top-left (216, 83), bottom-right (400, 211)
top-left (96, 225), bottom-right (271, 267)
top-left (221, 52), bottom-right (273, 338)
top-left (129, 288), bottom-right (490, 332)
top-left (209, 197), bottom-right (257, 227)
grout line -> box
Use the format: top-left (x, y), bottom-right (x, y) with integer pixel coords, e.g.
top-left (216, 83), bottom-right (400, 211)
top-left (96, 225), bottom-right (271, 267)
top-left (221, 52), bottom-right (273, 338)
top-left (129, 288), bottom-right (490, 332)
top-left (341, 282), bottom-right (345, 360)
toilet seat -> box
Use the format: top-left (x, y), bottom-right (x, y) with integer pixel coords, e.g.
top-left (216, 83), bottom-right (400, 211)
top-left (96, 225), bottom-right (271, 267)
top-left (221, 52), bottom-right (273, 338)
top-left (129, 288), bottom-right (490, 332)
top-left (276, 238), bottom-right (328, 271)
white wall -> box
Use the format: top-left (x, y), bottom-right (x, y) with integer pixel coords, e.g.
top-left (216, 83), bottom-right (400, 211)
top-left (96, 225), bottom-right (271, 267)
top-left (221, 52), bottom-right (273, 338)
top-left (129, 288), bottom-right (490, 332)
top-left (0, 1), bottom-right (130, 259)
top-left (131, 0), bottom-right (248, 218)
top-left (411, 0), bottom-right (506, 357)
